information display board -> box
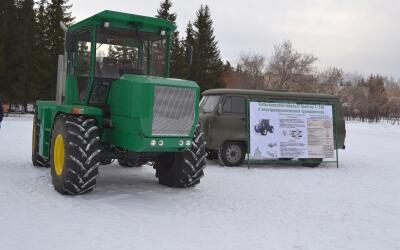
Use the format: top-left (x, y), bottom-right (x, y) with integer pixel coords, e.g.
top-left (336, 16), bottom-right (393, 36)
top-left (249, 101), bottom-right (335, 160)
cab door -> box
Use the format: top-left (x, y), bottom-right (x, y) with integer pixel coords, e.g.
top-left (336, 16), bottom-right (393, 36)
top-left (211, 96), bottom-right (247, 147)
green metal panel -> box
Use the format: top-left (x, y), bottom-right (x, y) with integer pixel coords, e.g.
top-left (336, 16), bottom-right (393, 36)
top-left (245, 99), bottom-right (340, 167)
top-left (64, 74), bottom-right (79, 105)
top-left (103, 75), bottom-right (199, 152)
top-left (68, 10), bottom-right (176, 33)
top-left (202, 88), bottom-right (338, 100)
top-left (36, 101), bottom-right (104, 159)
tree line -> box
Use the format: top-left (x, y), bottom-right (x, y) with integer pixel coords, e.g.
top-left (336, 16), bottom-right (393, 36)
top-left (0, 0), bottom-right (399, 122)
top-left (0, 0), bottom-right (224, 108)
top-left (221, 40), bottom-right (400, 123)
top-left (0, 0), bottom-right (73, 106)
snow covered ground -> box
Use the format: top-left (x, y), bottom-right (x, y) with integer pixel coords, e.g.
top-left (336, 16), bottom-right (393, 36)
top-left (0, 116), bottom-right (399, 250)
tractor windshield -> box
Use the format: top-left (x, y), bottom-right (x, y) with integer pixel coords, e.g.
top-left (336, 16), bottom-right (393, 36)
top-left (95, 27), bottom-right (167, 78)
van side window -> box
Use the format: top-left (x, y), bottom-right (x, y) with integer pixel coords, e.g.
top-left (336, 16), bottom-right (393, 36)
top-left (223, 96), bottom-right (245, 113)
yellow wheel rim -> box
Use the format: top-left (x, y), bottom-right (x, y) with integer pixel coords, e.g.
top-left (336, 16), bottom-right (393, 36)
top-left (54, 134), bottom-right (65, 176)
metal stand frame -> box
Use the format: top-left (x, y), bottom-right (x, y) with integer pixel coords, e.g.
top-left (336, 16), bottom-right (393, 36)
top-left (246, 99), bottom-right (340, 169)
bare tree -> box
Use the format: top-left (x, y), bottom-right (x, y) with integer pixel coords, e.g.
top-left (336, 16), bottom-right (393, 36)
top-left (316, 67), bottom-right (344, 95)
top-left (268, 40), bottom-right (318, 90)
top-left (236, 52), bottom-right (266, 89)
top-left (384, 97), bottom-right (400, 124)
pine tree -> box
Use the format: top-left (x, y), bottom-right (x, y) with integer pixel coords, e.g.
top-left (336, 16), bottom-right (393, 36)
top-left (0, 0), bottom-right (18, 103)
top-left (14, 0), bottom-right (37, 108)
top-left (192, 5), bottom-right (223, 90)
top-left (156, 0), bottom-right (176, 22)
top-left (183, 21), bottom-right (195, 79)
top-left (34, 0), bottom-right (52, 100)
top-left (46, 0), bottom-right (74, 100)
top-left (367, 75), bottom-right (388, 121)
top-left (155, 0), bottom-right (185, 78)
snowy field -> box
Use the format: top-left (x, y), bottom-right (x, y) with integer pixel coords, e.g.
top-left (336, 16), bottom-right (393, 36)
top-left (0, 116), bottom-right (400, 250)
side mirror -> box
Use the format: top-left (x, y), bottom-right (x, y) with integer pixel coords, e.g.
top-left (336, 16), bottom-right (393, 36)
top-left (217, 103), bottom-right (222, 115)
top-left (65, 31), bottom-right (77, 53)
top-left (185, 45), bottom-right (193, 65)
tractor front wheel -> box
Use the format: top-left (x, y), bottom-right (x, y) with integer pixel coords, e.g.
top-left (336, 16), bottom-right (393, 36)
top-left (118, 159), bottom-right (142, 168)
top-left (50, 114), bottom-right (101, 195)
top-left (154, 124), bottom-right (206, 188)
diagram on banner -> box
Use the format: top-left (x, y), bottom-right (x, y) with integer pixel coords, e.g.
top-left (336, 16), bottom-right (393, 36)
top-left (249, 101), bottom-right (335, 160)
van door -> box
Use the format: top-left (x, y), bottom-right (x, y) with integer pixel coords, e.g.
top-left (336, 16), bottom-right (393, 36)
top-left (211, 96), bottom-right (247, 148)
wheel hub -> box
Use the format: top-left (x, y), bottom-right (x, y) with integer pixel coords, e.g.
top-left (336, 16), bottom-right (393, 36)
top-left (54, 134), bottom-right (65, 176)
top-left (226, 145), bottom-right (241, 163)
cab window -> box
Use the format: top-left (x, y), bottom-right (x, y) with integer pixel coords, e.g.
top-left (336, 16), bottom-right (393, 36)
top-left (223, 96), bottom-right (246, 113)
top-left (74, 29), bottom-right (92, 101)
top-left (200, 95), bottom-right (221, 113)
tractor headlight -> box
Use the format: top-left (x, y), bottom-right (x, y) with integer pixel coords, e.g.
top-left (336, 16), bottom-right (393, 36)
top-left (150, 140), bottom-right (157, 146)
top-left (185, 140), bottom-right (191, 146)
top-left (179, 140), bottom-right (184, 146)
top-left (158, 140), bottom-right (164, 146)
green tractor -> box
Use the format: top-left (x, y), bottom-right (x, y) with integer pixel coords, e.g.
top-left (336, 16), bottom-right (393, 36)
top-left (32, 10), bottom-right (206, 195)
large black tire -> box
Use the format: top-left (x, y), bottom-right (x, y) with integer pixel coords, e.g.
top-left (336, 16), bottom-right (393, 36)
top-left (118, 159), bottom-right (142, 168)
top-left (155, 124), bottom-right (206, 188)
top-left (218, 141), bottom-right (246, 167)
top-left (50, 114), bottom-right (101, 195)
top-left (32, 111), bottom-right (48, 167)
top-left (299, 158), bottom-right (323, 168)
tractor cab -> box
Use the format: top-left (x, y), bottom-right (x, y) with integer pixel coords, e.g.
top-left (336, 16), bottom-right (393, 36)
top-left (60, 10), bottom-right (176, 106)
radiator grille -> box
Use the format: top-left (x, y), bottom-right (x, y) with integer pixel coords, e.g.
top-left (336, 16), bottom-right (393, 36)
top-left (152, 86), bottom-right (195, 136)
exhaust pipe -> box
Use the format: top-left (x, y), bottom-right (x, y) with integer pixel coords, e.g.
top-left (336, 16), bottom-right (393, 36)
top-left (56, 22), bottom-right (68, 104)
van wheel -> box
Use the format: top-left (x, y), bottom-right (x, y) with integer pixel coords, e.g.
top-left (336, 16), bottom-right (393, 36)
top-left (218, 141), bottom-right (245, 167)
top-left (299, 158), bottom-right (323, 167)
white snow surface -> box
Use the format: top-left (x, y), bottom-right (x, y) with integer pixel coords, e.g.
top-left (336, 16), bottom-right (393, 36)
top-left (0, 116), bottom-right (400, 250)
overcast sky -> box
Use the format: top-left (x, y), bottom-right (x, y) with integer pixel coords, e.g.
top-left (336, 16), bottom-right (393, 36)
top-left (70, 0), bottom-right (400, 79)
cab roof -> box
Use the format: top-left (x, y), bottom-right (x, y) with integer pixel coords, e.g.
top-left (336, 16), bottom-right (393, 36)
top-left (202, 88), bottom-right (338, 100)
top-left (69, 10), bottom-right (176, 32)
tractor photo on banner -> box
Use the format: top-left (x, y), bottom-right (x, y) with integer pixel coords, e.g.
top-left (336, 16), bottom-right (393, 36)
top-left (249, 101), bottom-right (335, 160)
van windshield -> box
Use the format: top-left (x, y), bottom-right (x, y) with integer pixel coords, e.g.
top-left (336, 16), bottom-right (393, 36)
top-left (200, 95), bottom-right (221, 113)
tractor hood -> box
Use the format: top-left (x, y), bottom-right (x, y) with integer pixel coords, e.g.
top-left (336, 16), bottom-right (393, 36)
top-left (120, 74), bottom-right (199, 89)
top-left (104, 74), bottom-right (200, 151)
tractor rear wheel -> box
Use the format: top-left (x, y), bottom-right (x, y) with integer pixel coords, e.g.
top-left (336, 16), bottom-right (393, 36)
top-left (32, 110), bottom-right (48, 167)
top-left (50, 114), bottom-right (101, 195)
top-left (155, 124), bottom-right (206, 188)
